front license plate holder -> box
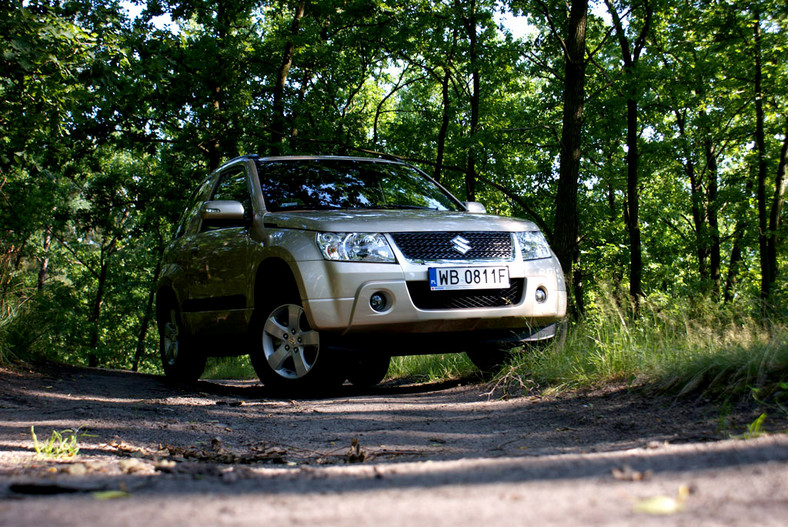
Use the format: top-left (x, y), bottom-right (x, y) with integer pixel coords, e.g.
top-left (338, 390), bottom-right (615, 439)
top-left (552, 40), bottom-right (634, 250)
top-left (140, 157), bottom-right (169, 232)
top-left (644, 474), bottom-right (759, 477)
top-left (428, 266), bottom-right (510, 291)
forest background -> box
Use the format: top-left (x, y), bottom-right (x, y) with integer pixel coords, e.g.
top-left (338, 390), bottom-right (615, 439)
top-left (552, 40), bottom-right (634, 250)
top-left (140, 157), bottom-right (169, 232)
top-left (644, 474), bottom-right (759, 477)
top-left (1, 0), bottom-right (787, 378)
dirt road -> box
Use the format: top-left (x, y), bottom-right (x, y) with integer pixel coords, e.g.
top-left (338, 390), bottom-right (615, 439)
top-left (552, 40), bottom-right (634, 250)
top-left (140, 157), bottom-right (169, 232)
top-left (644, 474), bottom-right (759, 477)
top-left (1, 364), bottom-right (787, 526)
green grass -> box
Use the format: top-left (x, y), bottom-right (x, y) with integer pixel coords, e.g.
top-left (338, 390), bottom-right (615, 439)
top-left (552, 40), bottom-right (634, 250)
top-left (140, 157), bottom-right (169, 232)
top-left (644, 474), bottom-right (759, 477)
top-left (0, 300), bottom-right (20, 366)
top-left (655, 326), bottom-right (788, 398)
top-left (498, 291), bottom-right (788, 402)
top-left (31, 426), bottom-right (91, 459)
top-left (203, 353), bottom-right (477, 384)
top-left (203, 356), bottom-right (258, 380)
top-left (387, 353), bottom-right (477, 383)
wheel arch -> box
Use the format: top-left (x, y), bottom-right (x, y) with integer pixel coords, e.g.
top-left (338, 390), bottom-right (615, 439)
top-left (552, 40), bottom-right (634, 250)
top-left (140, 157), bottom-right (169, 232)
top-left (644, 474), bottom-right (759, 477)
top-left (155, 286), bottom-right (179, 323)
top-left (254, 257), bottom-right (302, 308)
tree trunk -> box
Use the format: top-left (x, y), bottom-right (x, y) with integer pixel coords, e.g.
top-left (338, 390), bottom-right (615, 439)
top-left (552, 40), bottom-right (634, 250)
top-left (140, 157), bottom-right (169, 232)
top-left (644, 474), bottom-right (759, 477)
top-left (132, 257), bottom-right (162, 372)
top-left (37, 227), bottom-right (52, 292)
top-left (753, 11), bottom-right (771, 300)
top-left (271, 0), bottom-right (306, 155)
top-left (461, 0), bottom-right (479, 201)
top-left (88, 240), bottom-right (116, 367)
top-left (725, 174), bottom-right (755, 303)
top-left (765, 119), bottom-right (788, 298)
top-left (677, 111), bottom-right (709, 282)
top-left (553, 0), bottom-right (588, 314)
top-left (705, 140), bottom-right (722, 297)
top-left (605, 0), bottom-right (651, 309)
top-left (625, 97), bottom-right (643, 303)
top-left (724, 224), bottom-right (745, 303)
top-left (205, 3), bottom-right (227, 171)
top-left (434, 66), bottom-right (452, 183)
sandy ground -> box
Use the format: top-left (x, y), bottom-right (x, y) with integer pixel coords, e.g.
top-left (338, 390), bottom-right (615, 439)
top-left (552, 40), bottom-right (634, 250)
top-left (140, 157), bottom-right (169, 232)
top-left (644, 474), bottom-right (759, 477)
top-left (1, 363), bottom-right (787, 526)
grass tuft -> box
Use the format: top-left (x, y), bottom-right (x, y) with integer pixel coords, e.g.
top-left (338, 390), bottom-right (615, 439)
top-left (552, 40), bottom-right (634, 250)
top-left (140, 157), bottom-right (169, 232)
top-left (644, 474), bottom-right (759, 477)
top-left (203, 356), bottom-right (258, 380)
top-left (387, 353), bottom-right (477, 383)
top-left (31, 426), bottom-right (91, 459)
top-left (655, 325), bottom-right (788, 398)
top-left (497, 289), bottom-right (788, 402)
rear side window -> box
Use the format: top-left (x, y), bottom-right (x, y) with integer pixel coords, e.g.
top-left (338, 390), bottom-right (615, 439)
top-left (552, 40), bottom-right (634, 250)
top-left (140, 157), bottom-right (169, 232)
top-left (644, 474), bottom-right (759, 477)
top-left (174, 176), bottom-right (215, 238)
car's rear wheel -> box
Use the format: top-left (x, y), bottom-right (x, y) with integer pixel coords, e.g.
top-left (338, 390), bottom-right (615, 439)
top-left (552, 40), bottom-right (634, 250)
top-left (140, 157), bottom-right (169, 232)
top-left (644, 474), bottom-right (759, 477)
top-left (465, 347), bottom-right (510, 375)
top-left (346, 354), bottom-right (391, 387)
top-left (158, 299), bottom-right (206, 383)
top-left (250, 299), bottom-right (344, 393)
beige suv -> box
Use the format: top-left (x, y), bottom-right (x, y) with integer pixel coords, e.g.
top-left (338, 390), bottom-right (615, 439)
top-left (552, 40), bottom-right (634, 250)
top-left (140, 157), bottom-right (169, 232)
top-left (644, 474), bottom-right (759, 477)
top-left (156, 155), bottom-right (567, 391)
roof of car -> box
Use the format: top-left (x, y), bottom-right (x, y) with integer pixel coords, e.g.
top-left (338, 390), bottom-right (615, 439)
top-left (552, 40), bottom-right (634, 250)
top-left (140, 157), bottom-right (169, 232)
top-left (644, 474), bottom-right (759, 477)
top-left (254, 155), bottom-right (404, 163)
top-left (213, 154), bottom-right (409, 175)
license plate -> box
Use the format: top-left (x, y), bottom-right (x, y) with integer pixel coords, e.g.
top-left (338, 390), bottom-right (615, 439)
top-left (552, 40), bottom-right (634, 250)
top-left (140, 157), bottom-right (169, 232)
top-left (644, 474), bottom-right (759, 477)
top-left (428, 267), bottom-right (510, 291)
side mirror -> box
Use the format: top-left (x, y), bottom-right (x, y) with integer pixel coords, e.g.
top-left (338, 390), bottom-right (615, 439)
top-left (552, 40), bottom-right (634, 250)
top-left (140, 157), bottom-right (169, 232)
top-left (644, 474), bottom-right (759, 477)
top-left (463, 201), bottom-right (487, 214)
top-left (202, 200), bottom-right (246, 221)
top-left (200, 200), bottom-right (248, 230)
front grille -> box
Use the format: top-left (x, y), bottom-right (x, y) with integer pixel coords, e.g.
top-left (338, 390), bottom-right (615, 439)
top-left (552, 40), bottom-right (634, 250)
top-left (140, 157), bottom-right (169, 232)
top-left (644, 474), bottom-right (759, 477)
top-left (406, 279), bottom-right (524, 310)
top-left (390, 232), bottom-right (514, 261)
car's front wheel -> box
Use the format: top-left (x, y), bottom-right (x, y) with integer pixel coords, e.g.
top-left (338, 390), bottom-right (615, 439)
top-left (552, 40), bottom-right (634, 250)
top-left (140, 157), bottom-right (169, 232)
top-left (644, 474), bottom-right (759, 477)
top-left (250, 300), bottom-right (343, 393)
top-left (158, 299), bottom-right (206, 383)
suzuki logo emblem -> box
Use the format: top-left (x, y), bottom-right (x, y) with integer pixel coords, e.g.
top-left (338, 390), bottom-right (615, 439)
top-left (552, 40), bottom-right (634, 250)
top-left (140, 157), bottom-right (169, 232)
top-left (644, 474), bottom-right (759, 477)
top-left (451, 235), bottom-right (472, 255)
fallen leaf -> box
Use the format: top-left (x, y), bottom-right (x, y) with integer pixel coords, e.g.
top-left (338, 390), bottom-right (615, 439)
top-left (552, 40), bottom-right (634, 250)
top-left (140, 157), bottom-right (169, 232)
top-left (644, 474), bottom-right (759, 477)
top-left (633, 484), bottom-right (691, 515)
top-left (634, 496), bottom-right (684, 515)
top-left (92, 490), bottom-right (130, 500)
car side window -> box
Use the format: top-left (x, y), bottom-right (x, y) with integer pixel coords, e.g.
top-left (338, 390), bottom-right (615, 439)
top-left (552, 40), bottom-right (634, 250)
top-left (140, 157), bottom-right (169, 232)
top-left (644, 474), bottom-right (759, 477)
top-left (200, 167), bottom-right (252, 231)
top-left (212, 167), bottom-right (250, 205)
top-left (174, 176), bottom-right (215, 238)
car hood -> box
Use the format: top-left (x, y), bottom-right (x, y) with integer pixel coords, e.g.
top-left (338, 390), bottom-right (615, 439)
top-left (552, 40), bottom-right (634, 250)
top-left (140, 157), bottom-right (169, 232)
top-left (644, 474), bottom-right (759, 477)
top-left (262, 209), bottom-right (539, 233)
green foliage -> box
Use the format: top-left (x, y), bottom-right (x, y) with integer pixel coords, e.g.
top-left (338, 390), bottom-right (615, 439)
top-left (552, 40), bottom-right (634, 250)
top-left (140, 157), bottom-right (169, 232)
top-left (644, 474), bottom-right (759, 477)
top-left (387, 354), bottom-right (477, 384)
top-left (30, 426), bottom-right (91, 459)
top-left (495, 286), bottom-right (788, 401)
top-left (203, 356), bottom-right (257, 380)
top-left (1, 0), bottom-right (787, 380)
top-left (742, 413), bottom-right (768, 439)
top-left (656, 322), bottom-right (788, 399)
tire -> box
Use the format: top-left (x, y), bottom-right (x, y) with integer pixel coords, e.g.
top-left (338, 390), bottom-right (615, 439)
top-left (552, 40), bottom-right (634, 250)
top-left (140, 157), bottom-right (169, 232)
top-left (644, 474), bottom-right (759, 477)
top-left (158, 299), bottom-right (206, 383)
top-left (346, 354), bottom-right (391, 387)
top-left (250, 299), bottom-right (343, 394)
top-left (466, 347), bottom-right (509, 375)
top-left (467, 320), bottom-right (568, 375)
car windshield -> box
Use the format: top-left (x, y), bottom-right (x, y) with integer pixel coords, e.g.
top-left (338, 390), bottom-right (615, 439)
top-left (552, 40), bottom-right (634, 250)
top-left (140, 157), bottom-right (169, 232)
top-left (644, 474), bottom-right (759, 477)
top-left (256, 158), bottom-right (462, 212)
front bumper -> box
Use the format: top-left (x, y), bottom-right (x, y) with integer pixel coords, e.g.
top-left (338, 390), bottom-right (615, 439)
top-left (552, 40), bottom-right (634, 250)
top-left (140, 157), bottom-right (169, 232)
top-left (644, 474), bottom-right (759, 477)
top-left (298, 256), bottom-right (567, 336)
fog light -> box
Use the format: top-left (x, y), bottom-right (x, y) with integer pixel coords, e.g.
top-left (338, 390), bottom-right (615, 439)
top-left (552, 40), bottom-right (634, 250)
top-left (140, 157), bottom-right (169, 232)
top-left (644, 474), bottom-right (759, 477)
top-left (535, 287), bottom-right (547, 304)
top-left (370, 292), bottom-right (388, 312)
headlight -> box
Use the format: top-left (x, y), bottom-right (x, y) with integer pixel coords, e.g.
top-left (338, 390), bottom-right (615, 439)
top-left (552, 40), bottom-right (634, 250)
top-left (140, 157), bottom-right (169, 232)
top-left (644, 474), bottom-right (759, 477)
top-left (316, 232), bottom-right (396, 263)
top-left (516, 231), bottom-right (552, 260)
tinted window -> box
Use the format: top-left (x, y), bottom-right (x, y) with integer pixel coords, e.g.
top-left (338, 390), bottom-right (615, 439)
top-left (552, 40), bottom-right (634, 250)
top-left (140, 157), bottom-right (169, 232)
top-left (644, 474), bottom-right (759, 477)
top-left (212, 168), bottom-right (249, 204)
top-left (256, 159), bottom-right (461, 212)
top-left (201, 167), bottom-right (252, 231)
top-left (175, 176), bottom-right (215, 238)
